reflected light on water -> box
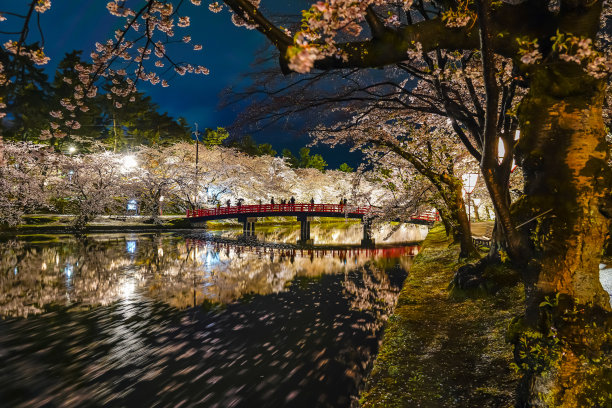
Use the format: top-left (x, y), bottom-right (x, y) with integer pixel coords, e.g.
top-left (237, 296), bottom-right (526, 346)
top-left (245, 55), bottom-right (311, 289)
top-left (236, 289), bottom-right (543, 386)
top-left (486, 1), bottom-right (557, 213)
top-left (121, 279), bottom-right (136, 299)
top-left (0, 229), bottom-right (423, 408)
top-left (0, 227), bottom-right (422, 316)
top-left (126, 240), bottom-right (137, 254)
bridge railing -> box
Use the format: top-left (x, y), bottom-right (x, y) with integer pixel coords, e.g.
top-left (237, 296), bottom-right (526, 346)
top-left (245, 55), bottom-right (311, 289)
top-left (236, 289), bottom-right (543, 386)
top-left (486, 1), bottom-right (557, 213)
top-left (186, 204), bottom-right (440, 223)
top-left (186, 204), bottom-right (372, 218)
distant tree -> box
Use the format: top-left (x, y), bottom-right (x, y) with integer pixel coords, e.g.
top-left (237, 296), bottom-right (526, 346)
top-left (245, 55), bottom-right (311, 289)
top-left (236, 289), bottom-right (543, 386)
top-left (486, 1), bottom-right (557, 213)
top-left (282, 148), bottom-right (298, 168)
top-left (298, 147), bottom-right (327, 172)
top-left (0, 142), bottom-right (59, 225)
top-left (203, 127), bottom-right (229, 148)
top-left (0, 47), bottom-right (51, 143)
top-left (338, 163), bottom-right (353, 173)
top-left (99, 81), bottom-right (190, 151)
top-left (256, 143), bottom-right (277, 157)
top-left (60, 152), bottom-right (126, 229)
top-left (44, 51), bottom-right (103, 151)
top-left (227, 134), bottom-right (278, 157)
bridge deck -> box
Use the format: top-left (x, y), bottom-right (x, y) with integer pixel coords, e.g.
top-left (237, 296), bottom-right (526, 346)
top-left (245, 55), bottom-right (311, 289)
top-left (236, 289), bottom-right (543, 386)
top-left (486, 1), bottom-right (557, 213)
top-left (186, 204), bottom-right (439, 224)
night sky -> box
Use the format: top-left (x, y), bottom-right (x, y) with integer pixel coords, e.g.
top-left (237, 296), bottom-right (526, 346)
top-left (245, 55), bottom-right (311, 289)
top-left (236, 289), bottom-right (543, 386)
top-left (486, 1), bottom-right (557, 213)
top-left (5, 1), bottom-right (361, 167)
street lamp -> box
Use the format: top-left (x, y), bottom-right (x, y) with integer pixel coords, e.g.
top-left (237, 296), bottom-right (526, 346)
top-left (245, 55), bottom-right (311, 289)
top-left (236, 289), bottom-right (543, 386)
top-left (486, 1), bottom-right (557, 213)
top-left (122, 154), bottom-right (137, 171)
top-left (462, 172), bottom-right (478, 225)
top-left (159, 195), bottom-right (164, 216)
top-left (68, 146), bottom-right (76, 155)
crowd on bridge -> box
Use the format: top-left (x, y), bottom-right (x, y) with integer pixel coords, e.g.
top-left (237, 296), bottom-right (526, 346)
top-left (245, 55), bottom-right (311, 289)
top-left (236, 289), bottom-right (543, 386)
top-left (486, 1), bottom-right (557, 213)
top-left (220, 196), bottom-right (350, 209)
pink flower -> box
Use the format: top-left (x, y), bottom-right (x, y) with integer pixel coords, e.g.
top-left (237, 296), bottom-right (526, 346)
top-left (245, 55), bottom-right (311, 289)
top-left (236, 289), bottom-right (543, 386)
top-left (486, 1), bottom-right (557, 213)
top-left (177, 16), bottom-right (190, 28)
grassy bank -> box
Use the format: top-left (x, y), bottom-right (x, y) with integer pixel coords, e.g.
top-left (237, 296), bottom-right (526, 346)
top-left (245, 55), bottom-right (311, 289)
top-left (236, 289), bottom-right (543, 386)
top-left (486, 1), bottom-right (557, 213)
top-left (360, 225), bottom-right (524, 407)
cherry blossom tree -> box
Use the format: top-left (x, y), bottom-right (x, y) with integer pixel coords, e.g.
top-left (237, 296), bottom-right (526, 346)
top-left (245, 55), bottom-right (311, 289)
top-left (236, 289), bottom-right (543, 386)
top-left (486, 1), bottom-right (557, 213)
top-left (60, 151), bottom-right (128, 229)
top-left (0, 142), bottom-right (59, 226)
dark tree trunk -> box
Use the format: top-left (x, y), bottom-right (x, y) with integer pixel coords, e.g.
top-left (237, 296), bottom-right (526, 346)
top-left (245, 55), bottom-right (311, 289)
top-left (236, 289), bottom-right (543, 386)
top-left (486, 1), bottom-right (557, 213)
top-left (517, 63), bottom-right (611, 313)
top-left (512, 63), bottom-right (612, 406)
top-left (446, 180), bottom-right (479, 258)
top-left (437, 206), bottom-right (454, 237)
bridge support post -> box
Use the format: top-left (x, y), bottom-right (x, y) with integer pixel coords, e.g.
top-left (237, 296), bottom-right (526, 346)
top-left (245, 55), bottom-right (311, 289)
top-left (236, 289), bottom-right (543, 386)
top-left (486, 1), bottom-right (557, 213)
top-left (361, 218), bottom-right (375, 248)
top-left (297, 216), bottom-right (313, 245)
top-left (238, 217), bottom-right (257, 237)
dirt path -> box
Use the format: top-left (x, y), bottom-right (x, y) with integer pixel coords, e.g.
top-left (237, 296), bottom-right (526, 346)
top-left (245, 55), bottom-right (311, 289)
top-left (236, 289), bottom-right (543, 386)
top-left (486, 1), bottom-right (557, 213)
top-left (470, 221), bottom-right (494, 238)
top-left (361, 226), bottom-right (523, 408)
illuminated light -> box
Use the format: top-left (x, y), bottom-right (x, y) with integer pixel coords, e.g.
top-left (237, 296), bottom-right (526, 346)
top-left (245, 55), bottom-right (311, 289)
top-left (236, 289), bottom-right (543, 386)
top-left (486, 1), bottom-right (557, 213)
top-left (68, 146), bottom-right (76, 154)
top-left (126, 241), bottom-right (137, 254)
top-left (41, 262), bottom-right (47, 271)
top-left (514, 129), bottom-right (520, 140)
top-left (158, 247), bottom-right (164, 257)
top-left (122, 155), bottom-right (137, 170)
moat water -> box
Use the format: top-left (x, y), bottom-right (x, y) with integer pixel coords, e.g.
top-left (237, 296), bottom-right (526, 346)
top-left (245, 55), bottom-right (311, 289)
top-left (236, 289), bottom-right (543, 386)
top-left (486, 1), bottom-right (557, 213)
top-left (0, 224), bottom-right (428, 408)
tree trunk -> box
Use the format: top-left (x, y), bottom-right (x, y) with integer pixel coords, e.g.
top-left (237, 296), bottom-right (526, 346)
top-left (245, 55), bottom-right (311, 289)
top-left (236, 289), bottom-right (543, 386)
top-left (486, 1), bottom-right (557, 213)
top-left (437, 207), bottom-right (454, 237)
top-left (444, 178), bottom-right (479, 258)
top-left (517, 63), bottom-right (611, 313)
top-left (512, 63), bottom-right (612, 407)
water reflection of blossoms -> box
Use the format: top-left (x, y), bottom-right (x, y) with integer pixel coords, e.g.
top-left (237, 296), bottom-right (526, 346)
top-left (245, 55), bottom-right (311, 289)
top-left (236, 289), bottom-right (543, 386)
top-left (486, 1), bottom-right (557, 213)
top-left (0, 236), bottom-right (139, 318)
top-left (0, 233), bottom-right (419, 318)
top-left (211, 222), bottom-right (428, 246)
top-left (142, 240), bottom-right (418, 308)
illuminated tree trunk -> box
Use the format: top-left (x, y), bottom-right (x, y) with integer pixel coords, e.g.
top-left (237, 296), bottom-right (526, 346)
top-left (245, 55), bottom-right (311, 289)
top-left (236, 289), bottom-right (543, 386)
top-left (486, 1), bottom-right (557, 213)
top-left (517, 64), bottom-right (611, 312)
top-left (513, 63), bottom-right (611, 407)
top-left (383, 143), bottom-right (479, 258)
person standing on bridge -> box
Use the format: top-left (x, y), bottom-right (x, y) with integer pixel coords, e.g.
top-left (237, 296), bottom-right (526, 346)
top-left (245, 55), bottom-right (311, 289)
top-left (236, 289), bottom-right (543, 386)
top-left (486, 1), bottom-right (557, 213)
top-left (226, 199), bottom-right (231, 208)
top-left (270, 197), bottom-right (274, 205)
top-left (310, 197), bottom-right (315, 210)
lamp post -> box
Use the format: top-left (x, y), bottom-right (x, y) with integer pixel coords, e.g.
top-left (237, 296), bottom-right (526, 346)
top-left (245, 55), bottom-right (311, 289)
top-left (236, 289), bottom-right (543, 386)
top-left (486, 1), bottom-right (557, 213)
top-left (159, 195), bottom-right (164, 216)
top-left (194, 122), bottom-right (199, 171)
top-left (193, 123), bottom-right (200, 209)
top-left (461, 173), bottom-right (479, 226)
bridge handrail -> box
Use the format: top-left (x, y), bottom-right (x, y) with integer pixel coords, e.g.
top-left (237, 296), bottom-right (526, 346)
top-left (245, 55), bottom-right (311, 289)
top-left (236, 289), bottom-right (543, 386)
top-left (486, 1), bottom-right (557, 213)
top-left (186, 204), bottom-right (440, 222)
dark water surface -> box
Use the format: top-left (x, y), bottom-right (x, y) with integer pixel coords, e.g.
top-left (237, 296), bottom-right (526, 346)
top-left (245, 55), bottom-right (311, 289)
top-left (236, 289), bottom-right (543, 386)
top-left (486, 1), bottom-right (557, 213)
top-left (0, 226), bottom-right (426, 408)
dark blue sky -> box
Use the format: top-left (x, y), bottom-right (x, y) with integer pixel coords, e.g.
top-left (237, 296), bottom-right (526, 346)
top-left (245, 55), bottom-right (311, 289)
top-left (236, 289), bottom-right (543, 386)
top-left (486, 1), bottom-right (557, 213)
top-left (6, 0), bottom-right (361, 167)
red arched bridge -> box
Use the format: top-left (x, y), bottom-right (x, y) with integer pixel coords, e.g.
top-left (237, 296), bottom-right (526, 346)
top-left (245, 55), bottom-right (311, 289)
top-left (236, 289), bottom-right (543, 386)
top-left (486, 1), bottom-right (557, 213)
top-left (186, 203), bottom-right (439, 246)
